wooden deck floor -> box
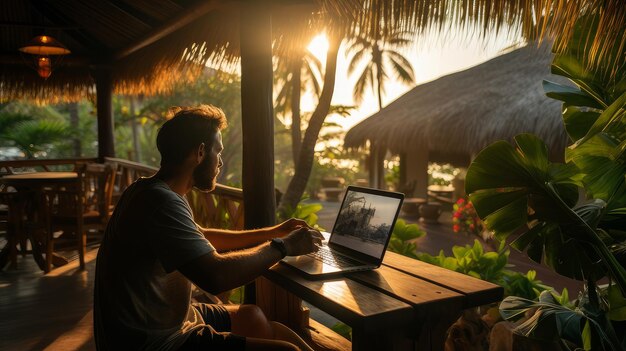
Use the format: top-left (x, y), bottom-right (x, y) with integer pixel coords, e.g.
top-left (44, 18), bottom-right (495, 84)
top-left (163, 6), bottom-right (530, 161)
top-left (0, 249), bottom-right (98, 351)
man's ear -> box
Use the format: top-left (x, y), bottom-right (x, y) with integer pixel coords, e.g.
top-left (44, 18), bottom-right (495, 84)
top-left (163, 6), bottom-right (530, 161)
top-left (196, 143), bottom-right (206, 164)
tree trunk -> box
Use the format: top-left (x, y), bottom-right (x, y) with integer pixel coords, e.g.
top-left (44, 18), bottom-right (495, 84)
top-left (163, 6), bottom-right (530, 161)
top-left (68, 102), bottom-right (81, 157)
top-left (374, 44), bottom-right (383, 111)
top-left (290, 58), bottom-right (302, 167)
top-left (277, 35), bottom-right (341, 219)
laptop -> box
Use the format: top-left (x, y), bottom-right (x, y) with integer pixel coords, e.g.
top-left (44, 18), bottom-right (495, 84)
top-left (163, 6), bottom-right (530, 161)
top-left (281, 186), bottom-right (404, 279)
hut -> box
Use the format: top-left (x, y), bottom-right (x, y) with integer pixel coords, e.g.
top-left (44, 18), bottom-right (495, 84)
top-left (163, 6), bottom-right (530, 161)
top-left (344, 43), bottom-right (570, 198)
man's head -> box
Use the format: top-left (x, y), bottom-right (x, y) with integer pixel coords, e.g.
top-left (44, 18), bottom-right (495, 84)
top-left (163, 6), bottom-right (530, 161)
top-left (157, 105), bottom-right (227, 191)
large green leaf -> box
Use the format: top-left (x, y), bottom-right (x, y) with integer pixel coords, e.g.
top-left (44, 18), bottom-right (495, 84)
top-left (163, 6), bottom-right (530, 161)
top-left (574, 91), bottom-right (626, 148)
top-left (467, 134), bottom-right (626, 286)
top-left (500, 291), bottom-right (624, 350)
top-left (607, 284), bottom-right (626, 322)
top-left (465, 140), bottom-right (532, 192)
top-left (562, 106), bottom-right (600, 141)
top-left (543, 80), bottom-right (604, 109)
top-left (551, 54), bottom-right (608, 109)
top-left (467, 134), bottom-right (578, 226)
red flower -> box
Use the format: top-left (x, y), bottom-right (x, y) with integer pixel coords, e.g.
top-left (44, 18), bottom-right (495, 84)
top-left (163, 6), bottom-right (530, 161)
top-left (451, 197), bottom-right (484, 236)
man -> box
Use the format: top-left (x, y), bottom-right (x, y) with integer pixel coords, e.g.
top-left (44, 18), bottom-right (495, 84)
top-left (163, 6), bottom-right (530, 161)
top-left (94, 105), bottom-right (322, 350)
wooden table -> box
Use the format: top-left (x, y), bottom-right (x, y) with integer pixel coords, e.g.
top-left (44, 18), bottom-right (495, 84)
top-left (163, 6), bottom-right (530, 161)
top-left (264, 250), bottom-right (503, 350)
top-left (0, 172), bottom-right (78, 270)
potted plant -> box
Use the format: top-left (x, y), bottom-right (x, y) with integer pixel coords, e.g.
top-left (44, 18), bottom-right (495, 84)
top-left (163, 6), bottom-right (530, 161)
top-left (465, 17), bottom-right (626, 350)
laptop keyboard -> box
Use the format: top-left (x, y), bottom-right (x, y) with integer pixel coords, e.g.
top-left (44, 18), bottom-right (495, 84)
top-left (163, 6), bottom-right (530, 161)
top-left (308, 246), bottom-right (364, 268)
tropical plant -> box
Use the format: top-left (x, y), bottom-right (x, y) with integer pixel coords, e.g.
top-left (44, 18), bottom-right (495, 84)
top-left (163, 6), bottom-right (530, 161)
top-left (418, 240), bottom-right (555, 301)
top-left (346, 30), bottom-right (415, 110)
top-left (387, 219), bottom-right (425, 259)
top-left (288, 201), bottom-right (324, 229)
top-left (3, 120), bottom-right (69, 159)
top-left (452, 198), bottom-right (482, 235)
top-left (465, 15), bottom-right (626, 349)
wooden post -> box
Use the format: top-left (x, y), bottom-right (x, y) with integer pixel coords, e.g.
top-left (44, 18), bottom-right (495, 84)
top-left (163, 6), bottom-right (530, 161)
top-left (406, 145), bottom-right (429, 198)
top-left (368, 142), bottom-right (385, 189)
top-left (240, 0), bottom-right (275, 305)
top-left (93, 67), bottom-right (115, 160)
top-left (375, 144), bottom-right (386, 189)
top-left (398, 152), bottom-right (409, 194)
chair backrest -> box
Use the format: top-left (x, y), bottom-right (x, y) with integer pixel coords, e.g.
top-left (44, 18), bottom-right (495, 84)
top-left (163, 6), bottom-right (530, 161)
top-left (82, 163), bottom-right (117, 221)
top-left (47, 163), bottom-right (117, 222)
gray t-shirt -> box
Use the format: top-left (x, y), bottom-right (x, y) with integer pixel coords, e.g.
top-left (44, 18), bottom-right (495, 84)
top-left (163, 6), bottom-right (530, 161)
top-left (94, 177), bottom-right (215, 350)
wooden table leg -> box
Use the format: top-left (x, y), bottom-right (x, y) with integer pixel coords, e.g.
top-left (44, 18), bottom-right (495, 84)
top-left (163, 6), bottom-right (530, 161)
top-left (352, 327), bottom-right (415, 351)
top-left (255, 276), bottom-right (309, 332)
top-left (0, 221), bottom-right (16, 270)
top-left (0, 195), bottom-right (21, 270)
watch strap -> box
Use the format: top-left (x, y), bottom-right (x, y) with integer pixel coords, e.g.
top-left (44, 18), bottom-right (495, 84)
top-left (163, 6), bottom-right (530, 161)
top-left (271, 238), bottom-right (288, 258)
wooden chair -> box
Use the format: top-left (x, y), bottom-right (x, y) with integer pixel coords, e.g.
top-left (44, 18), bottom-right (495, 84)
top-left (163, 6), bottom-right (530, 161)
top-left (0, 185), bottom-right (18, 269)
top-left (43, 163), bottom-right (117, 272)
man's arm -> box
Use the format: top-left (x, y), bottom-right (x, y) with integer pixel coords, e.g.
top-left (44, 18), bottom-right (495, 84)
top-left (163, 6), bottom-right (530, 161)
top-left (179, 227), bottom-right (321, 295)
top-left (198, 218), bottom-right (309, 252)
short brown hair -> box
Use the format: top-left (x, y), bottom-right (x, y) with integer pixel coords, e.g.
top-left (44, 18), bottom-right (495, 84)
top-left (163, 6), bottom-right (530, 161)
top-left (157, 105), bottom-right (227, 166)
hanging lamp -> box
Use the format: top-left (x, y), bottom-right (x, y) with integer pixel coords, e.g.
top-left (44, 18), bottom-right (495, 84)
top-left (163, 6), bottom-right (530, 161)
top-left (19, 35), bottom-right (71, 79)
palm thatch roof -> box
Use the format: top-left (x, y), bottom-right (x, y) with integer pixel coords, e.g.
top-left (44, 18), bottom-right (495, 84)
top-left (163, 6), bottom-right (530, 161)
top-left (0, 0), bottom-right (623, 103)
top-left (344, 43), bottom-right (570, 164)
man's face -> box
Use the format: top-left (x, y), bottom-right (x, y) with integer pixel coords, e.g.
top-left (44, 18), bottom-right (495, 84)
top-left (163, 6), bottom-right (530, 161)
top-left (193, 131), bottom-right (223, 192)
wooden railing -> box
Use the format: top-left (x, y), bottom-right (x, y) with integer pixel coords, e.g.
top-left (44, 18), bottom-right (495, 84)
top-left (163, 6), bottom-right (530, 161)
top-left (105, 157), bottom-right (244, 231)
top-left (0, 158), bottom-right (97, 175)
top-left (0, 157), bottom-right (244, 231)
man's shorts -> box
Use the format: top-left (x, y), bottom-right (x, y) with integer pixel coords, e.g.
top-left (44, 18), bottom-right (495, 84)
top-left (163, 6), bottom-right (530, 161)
top-left (179, 303), bottom-right (246, 350)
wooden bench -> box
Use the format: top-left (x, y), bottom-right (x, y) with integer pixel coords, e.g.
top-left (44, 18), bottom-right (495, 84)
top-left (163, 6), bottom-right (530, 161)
top-left (263, 251), bottom-right (503, 350)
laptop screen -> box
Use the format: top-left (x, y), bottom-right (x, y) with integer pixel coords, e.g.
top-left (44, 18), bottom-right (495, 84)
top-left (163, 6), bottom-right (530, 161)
top-left (329, 188), bottom-right (403, 259)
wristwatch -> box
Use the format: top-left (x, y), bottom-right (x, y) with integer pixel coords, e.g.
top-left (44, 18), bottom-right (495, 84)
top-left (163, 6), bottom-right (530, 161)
top-left (270, 238), bottom-right (288, 258)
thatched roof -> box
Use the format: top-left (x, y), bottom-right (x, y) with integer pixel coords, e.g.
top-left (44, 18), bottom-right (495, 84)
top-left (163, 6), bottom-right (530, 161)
top-left (1, 0), bottom-right (623, 103)
top-left (0, 0), bottom-right (336, 102)
top-left (344, 43), bottom-right (571, 164)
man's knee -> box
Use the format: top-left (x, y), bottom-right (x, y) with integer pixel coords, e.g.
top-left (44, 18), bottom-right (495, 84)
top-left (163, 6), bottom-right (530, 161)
top-left (230, 304), bottom-right (273, 338)
top-left (234, 304), bottom-right (268, 324)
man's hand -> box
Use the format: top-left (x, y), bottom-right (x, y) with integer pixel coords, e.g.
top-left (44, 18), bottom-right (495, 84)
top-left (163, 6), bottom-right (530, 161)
top-left (274, 218), bottom-right (310, 238)
top-left (282, 227), bottom-right (323, 256)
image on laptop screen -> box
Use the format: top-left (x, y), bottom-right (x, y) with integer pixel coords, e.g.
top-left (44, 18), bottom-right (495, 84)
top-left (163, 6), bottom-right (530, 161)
top-left (329, 190), bottom-right (402, 259)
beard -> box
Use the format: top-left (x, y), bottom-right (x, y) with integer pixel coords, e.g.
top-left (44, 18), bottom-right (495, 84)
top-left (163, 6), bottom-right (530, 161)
top-left (192, 156), bottom-right (218, 192)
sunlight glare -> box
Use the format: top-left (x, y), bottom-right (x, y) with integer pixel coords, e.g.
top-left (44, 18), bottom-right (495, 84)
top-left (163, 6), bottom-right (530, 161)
top-left (307, 34), bottom-right (329, 59)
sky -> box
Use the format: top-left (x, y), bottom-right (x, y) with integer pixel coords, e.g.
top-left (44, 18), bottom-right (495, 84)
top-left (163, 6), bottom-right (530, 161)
top-left (302, 28), bottom-right (522, 131)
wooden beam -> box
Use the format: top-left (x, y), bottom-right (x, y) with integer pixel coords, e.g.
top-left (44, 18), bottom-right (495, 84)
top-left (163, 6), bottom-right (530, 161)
top-left (93, 67), bottom-right (116, 160)
top-left (114, 0), bottom-right (221, 60)
top-left (240, 0), bottom-right (276, 230)
top-left (106, 1), bottom-right (159, 28)
top-left (240, 0), bottom-right (275, 305)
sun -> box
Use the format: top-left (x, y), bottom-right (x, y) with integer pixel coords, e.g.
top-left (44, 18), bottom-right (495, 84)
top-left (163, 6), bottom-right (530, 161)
top-left (307, 34), bottom-right (329, 61)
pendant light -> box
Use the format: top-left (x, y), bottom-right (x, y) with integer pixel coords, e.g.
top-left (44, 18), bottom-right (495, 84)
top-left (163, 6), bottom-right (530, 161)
top-left (19, 35), bottom-right (71, 79)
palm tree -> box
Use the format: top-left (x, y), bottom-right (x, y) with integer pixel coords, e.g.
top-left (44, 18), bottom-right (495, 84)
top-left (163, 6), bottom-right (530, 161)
top-left (274, 48), bottom-right (323, 165)
top-left (346, 30), bottom-right (416, 111)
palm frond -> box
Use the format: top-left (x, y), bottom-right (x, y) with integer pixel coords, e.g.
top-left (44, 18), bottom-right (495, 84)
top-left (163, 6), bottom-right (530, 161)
top-left (347, 48), bottom-right (371, 76)
top-left (353, 62), bottom-right (373, 104)
top-left (386, 51), bottom-right (416, 83)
